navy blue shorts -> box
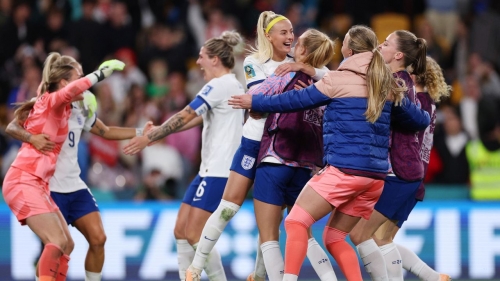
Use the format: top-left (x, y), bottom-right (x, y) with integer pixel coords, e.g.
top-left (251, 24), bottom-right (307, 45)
top-left (374, 176), bottom-right (422, 223)
top-left (182, 175), bottom-right (228, 212)
top-left (253, 163), bottom-right (312, 206)
top-left (396, 199), bottom-right (419, 228)
top-left (230, 137), bottom-right (261, 180)
top-left (51, 189), bottom-right (99, 226)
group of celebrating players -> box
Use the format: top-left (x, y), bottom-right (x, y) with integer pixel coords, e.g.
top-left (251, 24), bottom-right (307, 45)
top-left (2, 8), bottom-right (452, 281)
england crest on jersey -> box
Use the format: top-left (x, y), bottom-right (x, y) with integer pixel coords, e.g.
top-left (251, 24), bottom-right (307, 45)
top-left (241, 155), bottom-right (255, 170)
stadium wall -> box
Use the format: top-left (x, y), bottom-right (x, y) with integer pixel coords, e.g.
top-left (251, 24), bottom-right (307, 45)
top-left (0, 200), bottom-right (499, 280)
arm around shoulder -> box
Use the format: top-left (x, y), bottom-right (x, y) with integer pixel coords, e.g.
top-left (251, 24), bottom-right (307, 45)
top-left (391, 96), bottom-right (431, 131)
top-left (252, 84), bottom-right (330, 113)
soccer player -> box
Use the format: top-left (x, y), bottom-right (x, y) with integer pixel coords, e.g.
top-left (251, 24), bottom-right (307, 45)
top-left (2, 52), bottom-right (123, 281)
top-left (349, 30), bottom-right (430, 281)
top-left (124, 31), bottom-right (245, 281)
top-left (186, 11), bottom-right (333, 281)
top-left (373, 57), bottom-right (451, 281)
top-left (229, 25), bottom-right (428, 281)
top-left (6, 86), bottom-right (152, 281)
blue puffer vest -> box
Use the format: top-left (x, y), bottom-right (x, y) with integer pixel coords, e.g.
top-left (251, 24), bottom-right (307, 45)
top-left (323, 98), bottom-right (392, 173)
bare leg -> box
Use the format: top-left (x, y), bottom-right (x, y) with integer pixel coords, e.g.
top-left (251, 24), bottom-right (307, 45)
top-left (74, 211), bottom-right (106, 275)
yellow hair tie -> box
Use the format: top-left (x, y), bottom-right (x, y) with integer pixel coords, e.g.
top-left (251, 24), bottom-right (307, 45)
top-left (265, 16), bottom-right (288, 34)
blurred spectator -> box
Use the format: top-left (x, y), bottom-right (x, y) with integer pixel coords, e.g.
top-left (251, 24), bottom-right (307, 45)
top-left (429, 105), bottom-right (470, 184)
top-left (95, 83), bottom-right (120, 125)
top-left (0, 0), bottom-right (12, 27)
top-left (146, 58), bottom-right (169, 99)
top-left (102, 0), bottom-right (136, 56)
top-left (104, 47), bottom-right (147, 115)
top-left (446, 17), bottom-right (470, 83)
top-left (121, 84), bottom-right (150, 128)
top-left (134, 169), bottom-right (176, 201)
top-left (459, 74), bottom-right (481, 140)
top-left (38, 7), bottom-right (69, 52)
top-left (477, 88), bottom-right (500, 151)
top-left (284, 2), bottom-right (311, 36)
top-left (141, 143), bottom-right (184, 188)
top-left (138, 24), bottom-right (193, 75)
top-left (425, 0), bottom-right (459, 45)
top-left (87, 158), bottom-right (138, 191)
top-left (137, 0), bottom-right (155, 29)
top-left (161, 71), bottom-right (189, 113)
top-left (470, 0), bottom-right (500, 72)
top-left (187, 1), bottom-right (234, 49)
top-left (466, 88), bottom-right (500, 200)
top-left (1, 44), bottom-right (44, 96)
top-left (415, 18), bottom-right (448, 66)
top-left (0, 1), bottom-right (37, 65)
top-left (69, 0), bottom-right (104, 73)
top-left (93, 0), bottom-right (111, 23)
top-left (468, 53), bottom-right (500, 97)
top-left (6, 64), bottom-right (41, 115)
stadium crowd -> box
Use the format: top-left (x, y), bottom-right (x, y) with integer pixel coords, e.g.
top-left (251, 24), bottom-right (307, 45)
top-left (1, 0), bottom-right (500, 201)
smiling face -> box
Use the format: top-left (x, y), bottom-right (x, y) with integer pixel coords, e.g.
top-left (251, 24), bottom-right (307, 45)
top-left (267, 19), bottom-right (294, 60)
top-left (196, 46), bottom-right (216, 81)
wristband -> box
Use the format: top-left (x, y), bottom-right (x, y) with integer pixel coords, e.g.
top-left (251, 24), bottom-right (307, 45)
top-left (136, 128), bottom-right (144, 137)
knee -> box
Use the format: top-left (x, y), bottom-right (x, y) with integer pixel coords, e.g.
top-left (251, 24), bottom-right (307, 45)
top-left (64, 235), bottom-right (75, 255)
top-left (322, 226), bottom-right (347, 247)
top-left (284, 205), bottom-right (315, 232)
top-left (284, 215), bottom-right (306, 234)
top-left (88, 232), bottom-right (107, 249)
top-left (185, 231), bottom-right (199, 246)
top-left (50, 234), bottom-right (69, 252)
top-left (173, 224), bottom-right (185, 239)
top-left (348, 231), bottom-right (362, 246)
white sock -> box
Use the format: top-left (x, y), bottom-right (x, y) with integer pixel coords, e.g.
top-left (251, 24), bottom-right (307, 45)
top-left (177, 239), bottom-right (195, 281)
top-left (192, 200), bottom-right (240, 270)
top-left (193, 243), bottom-right (227, 281)
top-left (35, 277), bottom-right (39, 281)
top-left (380, 243), bottom-right (403, 281)
top-left (307, 238), bottom-right (337, 281)
top-left (397, 244), bottom-right (440, 281)
top-left (85, 270), bottom-right (102, 281)
top-left (283, 273), bottom-right (298, 281)
top-left (356, 239), bottom-right (389, 281)
top-left (261, 241), bottom-right (284, 281)
top-left (254, 235), bottom-right (267, 280)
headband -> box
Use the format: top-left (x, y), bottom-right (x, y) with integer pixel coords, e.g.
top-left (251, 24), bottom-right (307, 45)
top-left (265, 16), bottom-right (288, 34)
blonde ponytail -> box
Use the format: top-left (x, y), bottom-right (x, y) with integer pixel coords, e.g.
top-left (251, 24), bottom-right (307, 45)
top-left (40, 52), bottom-right (78, 94)
top-left (346, 25), bottom-right (405, 123)
top-left (248, 11), bottom-right (286, 63)
top-left (301, 29), bottom-right (335, 68)
top-left (15, 52), bottom-right (80, 121)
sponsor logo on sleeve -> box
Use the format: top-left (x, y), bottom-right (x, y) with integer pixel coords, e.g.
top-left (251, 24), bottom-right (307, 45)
top-left (201, 85), bottom-right (213, 96)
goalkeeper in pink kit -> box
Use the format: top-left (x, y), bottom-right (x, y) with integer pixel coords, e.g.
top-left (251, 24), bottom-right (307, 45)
top-left (2, 52), bottom-right (124, 281)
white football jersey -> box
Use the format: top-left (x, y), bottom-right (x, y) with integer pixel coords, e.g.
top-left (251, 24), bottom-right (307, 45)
top-left (241, 55), bottom-right (294, 141)
top-left (189, 73), bottom-right (244, 178)
top-left (49, 91), bottom-right (97, 193)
